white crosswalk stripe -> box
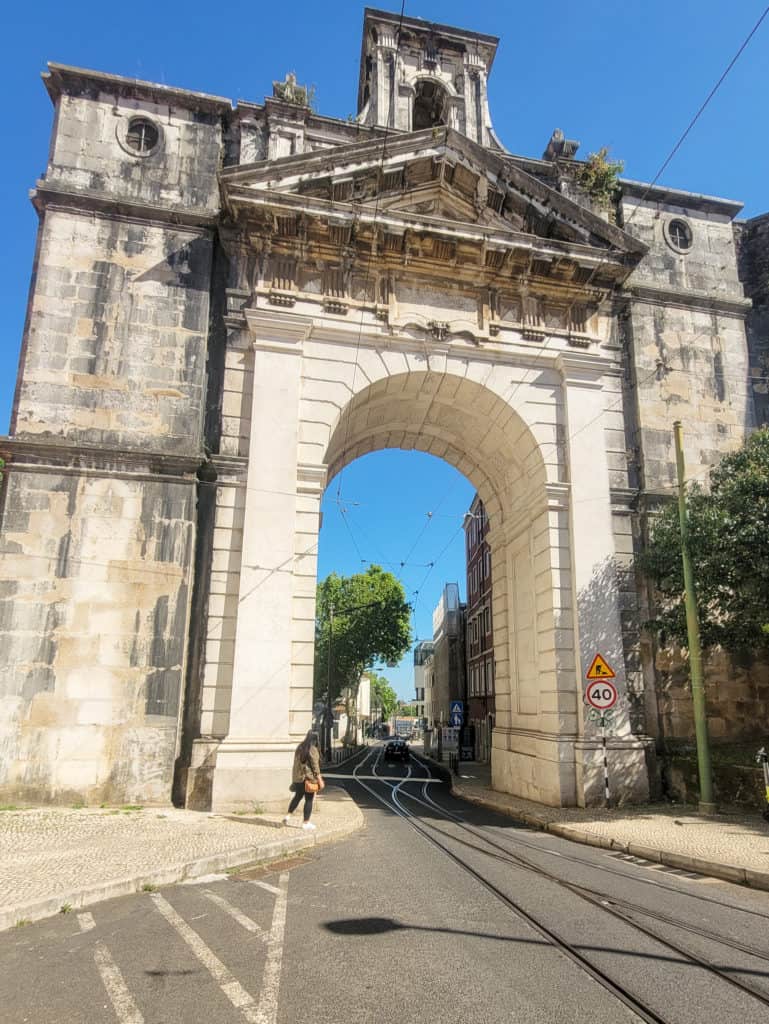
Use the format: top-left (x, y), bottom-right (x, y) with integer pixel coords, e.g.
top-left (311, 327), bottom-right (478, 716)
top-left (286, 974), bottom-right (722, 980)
top-left (151, 892), bottom-right (264, 1023)
top-left (252, 872), bottom-right (289, 1024)
top-left (203, 890), bottom-right (267, 937)
top-left (93, 941), bottom-right (145, 1024)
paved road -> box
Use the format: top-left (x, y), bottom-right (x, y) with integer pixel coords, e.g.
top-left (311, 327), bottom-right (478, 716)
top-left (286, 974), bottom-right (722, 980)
top-left (3, 745), bottom-right (769, 1023)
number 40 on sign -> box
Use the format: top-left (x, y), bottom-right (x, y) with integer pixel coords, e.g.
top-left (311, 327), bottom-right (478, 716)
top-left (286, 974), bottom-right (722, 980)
top-left (584, 653), bottom-right (618, 711)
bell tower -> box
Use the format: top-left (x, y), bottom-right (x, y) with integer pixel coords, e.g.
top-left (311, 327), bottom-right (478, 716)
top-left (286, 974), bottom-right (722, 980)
top-left (357, 7), bottom-right (503, 149)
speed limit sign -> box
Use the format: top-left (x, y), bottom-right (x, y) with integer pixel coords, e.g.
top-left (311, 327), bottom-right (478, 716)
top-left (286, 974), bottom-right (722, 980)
top-left (585, 679), bottom-right (618, 711)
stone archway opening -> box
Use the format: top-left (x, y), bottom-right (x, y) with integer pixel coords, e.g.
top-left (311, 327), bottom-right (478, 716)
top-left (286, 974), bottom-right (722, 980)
top-left (205, 321), bottom-right (650, 815)
top-left (317, 369), bottom-right (572, 805)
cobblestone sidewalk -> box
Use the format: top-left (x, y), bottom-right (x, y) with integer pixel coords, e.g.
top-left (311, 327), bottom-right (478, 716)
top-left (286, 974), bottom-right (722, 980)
top-left (450, 762), bottom-right (769, 890)
top-left (0, 786), bottom-right (362, 931)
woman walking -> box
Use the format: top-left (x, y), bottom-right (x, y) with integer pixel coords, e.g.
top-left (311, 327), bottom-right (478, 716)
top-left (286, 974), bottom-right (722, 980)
top-left (284, 730), bottom-right (324, 830)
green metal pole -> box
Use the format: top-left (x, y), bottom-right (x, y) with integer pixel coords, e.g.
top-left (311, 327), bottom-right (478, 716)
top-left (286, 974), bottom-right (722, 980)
top-left (673, 421), bottom-right (715, 813)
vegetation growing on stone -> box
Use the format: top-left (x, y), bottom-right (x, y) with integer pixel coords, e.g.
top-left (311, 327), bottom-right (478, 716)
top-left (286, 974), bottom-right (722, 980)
top-left (272, 72), bottom-right (316, 109)
top-left (577, 147), bottom-right (624, 204)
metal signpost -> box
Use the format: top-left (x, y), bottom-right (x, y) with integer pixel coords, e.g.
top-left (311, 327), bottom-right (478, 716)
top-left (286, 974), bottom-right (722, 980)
top-left (584, 654), bottom-right (618, 808)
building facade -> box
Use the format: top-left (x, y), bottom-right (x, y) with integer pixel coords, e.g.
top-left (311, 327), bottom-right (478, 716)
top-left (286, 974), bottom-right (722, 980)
top-left (413, 640), bottom-right (433, 727)
top-left (1, 8), bottom-right (767, 810)
top-left (430, 584), bottom-right (466, 730)
top-left (465, 495), bottom-right (495, 761)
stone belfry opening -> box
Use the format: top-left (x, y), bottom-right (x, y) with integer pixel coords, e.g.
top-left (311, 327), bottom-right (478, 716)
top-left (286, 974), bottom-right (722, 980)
top-left (356, 7), bottom-right (503, 147)
top-left (412, 79), bottom-right (448, 129)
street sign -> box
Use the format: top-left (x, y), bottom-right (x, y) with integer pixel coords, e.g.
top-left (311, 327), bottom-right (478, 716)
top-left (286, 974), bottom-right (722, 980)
top-left (586, 653), bottom-right (615, 679)
top-left (585, 679), bottom-right (618, 711)
top-left (449, 700), bottom-right (464, 727)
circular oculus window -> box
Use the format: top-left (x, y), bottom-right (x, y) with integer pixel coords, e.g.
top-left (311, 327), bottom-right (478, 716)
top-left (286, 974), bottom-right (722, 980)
top-left (116, 116), bottom-right (162, 157)
top-left (664, 217), bottom-right (693, 254)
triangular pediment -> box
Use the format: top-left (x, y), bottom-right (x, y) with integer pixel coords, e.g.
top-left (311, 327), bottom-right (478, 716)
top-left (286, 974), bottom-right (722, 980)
top-left (221, 127), bottom-right (646, 261)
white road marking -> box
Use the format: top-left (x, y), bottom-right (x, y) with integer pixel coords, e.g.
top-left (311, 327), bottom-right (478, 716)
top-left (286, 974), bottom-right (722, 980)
top-left (250, 880), bottom-right (282, 896)
top-left (323, 772), bottom-right (442, 782)
top-left (93, 941), bottom-right (144, 1024)
top-left (151, 893), bottom-right (262, 1022)
top-left (204, 890), bottom-right (266, 938)
top-left (77, 912), bottom-right (95, 932)
top-left (252, 872), bottom-right (289, 1024)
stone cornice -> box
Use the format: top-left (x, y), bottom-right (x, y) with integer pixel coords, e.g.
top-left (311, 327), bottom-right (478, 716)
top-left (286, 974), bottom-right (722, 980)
top-left (227, 185), bottom-right (631, 276)
top-left (244, 308), bottom-right (312, 351)
top-left (0, 437), bottom-right (202, 480)
top-left (32, 180), bottom-right (219, 230)
top-left (43, 63), bottom-right (233, 114)
top-left (619, 178), bottom-right (743, 218)
top-left (221, 127), bottom-right (647, 259)
top-left (555, 350), bottom-right (613, 386)
top-left (625, 282), bottom-right (751, 318)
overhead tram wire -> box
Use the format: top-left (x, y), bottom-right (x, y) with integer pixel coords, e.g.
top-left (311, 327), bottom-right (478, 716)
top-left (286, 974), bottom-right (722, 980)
top-left (333, 0), bottom-right (408, 508)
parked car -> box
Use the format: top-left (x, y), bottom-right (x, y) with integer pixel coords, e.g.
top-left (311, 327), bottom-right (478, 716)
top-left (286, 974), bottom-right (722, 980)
top-left (384, 738), bottom-right (410, 762)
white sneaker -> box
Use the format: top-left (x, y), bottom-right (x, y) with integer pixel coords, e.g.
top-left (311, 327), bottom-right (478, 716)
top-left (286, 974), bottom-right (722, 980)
top-left (282, 815), bottom-right (294, 826)
top-left (301, 821), bottom-right (317, 831)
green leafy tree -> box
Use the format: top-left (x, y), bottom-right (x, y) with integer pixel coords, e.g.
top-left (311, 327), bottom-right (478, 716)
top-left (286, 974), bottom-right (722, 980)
top-left (314, 566), bottom-right (411, 739)
top-left (367, 671), bottom-right (398, 722)
top-left (641, 427), bottom-right (769, 650)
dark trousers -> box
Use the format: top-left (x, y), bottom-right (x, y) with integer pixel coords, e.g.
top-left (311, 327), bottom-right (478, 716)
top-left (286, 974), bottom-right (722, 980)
top-left (287, 782), bottom-right (315, 821)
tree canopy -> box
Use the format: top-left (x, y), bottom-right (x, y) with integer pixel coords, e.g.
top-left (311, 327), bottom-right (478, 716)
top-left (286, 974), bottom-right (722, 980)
top-left (367, 671), bottom-right (398, 721)
top-left (641, 427), bottom-right (769, 650)
top-left (313, 566), bottom-right (412, 704)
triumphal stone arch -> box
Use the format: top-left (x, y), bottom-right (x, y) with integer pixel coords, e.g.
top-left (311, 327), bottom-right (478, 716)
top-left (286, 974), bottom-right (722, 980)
top-left (1, 9), bottom-right (764, 810)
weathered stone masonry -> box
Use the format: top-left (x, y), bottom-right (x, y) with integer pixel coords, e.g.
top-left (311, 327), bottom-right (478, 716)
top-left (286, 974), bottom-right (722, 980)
top-left (1, 9), bottom-right (767, 808)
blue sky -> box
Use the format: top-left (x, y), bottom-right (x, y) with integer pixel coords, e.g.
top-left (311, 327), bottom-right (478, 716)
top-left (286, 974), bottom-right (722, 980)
top-left (3, 2), bottom-right (768, 697)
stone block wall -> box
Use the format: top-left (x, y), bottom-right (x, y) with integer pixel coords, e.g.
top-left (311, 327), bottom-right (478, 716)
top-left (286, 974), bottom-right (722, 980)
top-left (654, 646), bottom-right (769, 744)
top-left (13, 210), bottom-right (213, 454)
top-left (198, 473), bottom-right (245, 739)
top-left (0, 69), bottom-right (227, 804)
top-left (0, 460), bottom-right (195, 803)
top-left (737, 212), bottom-right (769, 426)
top-left (43, 67), bottom-right (226, 216)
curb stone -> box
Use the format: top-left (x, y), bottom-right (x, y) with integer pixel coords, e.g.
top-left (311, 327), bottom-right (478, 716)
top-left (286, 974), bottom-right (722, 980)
top-left (0, 809), bottom-right (363, 934)
top-left (451, 784), bottom-right (769, 894)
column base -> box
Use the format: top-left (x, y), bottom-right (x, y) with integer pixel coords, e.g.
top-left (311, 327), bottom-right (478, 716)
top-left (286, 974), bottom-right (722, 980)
top-left (210, 737), bottom-right (297, 813)
top-left (491, 728), bottom-right (578, 806)
top-left (574, 735), bottom-right (652, 807)
top-left (490, 728), bottom-right (653, 807)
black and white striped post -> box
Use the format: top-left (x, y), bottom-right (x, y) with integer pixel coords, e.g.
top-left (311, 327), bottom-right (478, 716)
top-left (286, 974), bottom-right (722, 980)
top-left (600, 713), bottom-right (610, 808)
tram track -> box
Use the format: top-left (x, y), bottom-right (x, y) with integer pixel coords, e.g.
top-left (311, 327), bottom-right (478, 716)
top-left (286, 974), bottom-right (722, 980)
top-left (342, 744), bottom-right (769, 1023)
top-left (408, 750), bottom-right (769, 924)
top-left (403, 754), bottom-right (769, 993)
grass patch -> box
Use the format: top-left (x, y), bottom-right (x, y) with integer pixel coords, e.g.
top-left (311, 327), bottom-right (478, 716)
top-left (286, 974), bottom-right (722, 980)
top-left (120, 805), bottom-right (143, 812)
top-left (59, 903), bottom-right (72, 915)
top-left (0, 805), bottom-right (19, 812)
top-left (141, 883), bottom-right (157, 893)
top-left (14, 919), bottom-right (31, 928)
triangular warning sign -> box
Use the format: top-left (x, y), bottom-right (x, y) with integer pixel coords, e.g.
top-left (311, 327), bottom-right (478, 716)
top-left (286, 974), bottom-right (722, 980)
top-left (586, 653), bottom-right (615, 680)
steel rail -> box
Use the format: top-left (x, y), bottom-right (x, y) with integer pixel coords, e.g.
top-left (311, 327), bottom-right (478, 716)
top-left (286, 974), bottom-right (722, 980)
top-left (393, 756), bottom-right (769, 1009)
top-left (356, 745), bottom-right (672, 1024)
top-left (409, 751), bottom-right (769, 924)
